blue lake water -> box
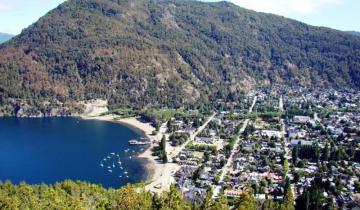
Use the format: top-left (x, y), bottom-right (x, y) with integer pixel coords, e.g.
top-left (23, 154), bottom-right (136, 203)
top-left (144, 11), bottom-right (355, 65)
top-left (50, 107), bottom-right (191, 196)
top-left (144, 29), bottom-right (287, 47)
top-left (0, 117), bottom-right (148, 188)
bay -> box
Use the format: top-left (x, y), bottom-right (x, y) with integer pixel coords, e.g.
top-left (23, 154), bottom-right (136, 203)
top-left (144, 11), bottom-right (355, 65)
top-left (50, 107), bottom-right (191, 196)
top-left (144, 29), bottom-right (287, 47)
top-left (0, 117), bottom-right (148, 188)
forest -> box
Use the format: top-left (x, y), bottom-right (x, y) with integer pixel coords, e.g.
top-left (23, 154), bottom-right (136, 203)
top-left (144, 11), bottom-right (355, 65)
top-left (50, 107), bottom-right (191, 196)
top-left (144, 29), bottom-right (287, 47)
top-left (0, 180), bottom-right (297, 210)
top-left (1, 0), bottom-right (360, 116)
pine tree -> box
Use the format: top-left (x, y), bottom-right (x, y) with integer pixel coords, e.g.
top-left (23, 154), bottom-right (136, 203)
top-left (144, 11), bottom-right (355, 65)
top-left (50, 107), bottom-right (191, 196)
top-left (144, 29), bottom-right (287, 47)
top-left (211, 196), bottom-right (229, 210)
top-left (283, 159), bottom-right (289, 176)
top-left (159, 185), bottom-right (191, 210)
top-left (292, 147), bottom-right (299, 164)
top-left (201, 190), bottom-right (213, 210)
top-left (322, 143), bottom-right (330, 161)
top-left (281, 184), bottom-right (295, 210)
top-left (235, 189), bottom-right (256, 210)
top-left (162, 152), bottom-right (168, 163)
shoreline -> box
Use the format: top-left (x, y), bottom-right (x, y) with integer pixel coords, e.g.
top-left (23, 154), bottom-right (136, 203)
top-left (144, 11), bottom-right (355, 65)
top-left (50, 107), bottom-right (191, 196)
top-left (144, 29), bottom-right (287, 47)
top-left (80, 114), bottom-right (160, 182)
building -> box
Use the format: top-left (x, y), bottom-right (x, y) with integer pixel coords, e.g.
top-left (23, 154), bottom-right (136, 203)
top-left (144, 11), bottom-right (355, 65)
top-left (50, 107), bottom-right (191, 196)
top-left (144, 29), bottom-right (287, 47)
top-left (224, 189), bottom-right (245, 198)
top-left (291, 140), bottom-right (313, 146)
top-left (294, 116), bottom-right (311, 123)
top-left (257, 130), bottom-right (282, 138)
top-left (288, 130), bottom-right (307, 139)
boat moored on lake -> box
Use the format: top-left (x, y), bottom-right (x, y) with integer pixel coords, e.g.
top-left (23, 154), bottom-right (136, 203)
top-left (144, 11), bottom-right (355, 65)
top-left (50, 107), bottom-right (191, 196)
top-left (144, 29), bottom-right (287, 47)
top-left (128, 139), bottom-right (150, 145)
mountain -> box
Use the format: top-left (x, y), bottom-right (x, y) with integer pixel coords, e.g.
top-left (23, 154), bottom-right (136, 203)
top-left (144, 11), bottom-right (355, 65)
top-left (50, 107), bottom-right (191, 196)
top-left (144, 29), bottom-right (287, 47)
top-left (348, 31), bottom-right (360, 36)
top-left (1, 0), bottom-right (360, 116)
top-left (0, 33), bottom-right (14, 44)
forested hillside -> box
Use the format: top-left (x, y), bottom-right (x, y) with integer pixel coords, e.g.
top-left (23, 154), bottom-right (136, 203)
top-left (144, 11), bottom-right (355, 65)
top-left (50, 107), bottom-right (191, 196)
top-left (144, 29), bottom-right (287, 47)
top-left (349, 31), bottom-right (360, 36)
top-left (0, 180), bottom-right (291, 210)
top-left (1, 0), bottom-right (360, 116)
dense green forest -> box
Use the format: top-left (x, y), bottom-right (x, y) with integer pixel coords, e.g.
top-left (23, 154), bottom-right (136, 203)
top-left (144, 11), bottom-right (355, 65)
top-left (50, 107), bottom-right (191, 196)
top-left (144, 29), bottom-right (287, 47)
top-left (0, 0), bottom-right (360, 116)
top-left (0, 180), bottom-right (297, 210)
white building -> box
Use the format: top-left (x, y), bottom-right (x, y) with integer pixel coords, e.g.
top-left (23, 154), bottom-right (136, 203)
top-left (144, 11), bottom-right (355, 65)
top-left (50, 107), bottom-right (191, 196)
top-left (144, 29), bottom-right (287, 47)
top-left (257, 130), bottom-right (282, 138)
top-left (294, 116), bottom-right (311, 123)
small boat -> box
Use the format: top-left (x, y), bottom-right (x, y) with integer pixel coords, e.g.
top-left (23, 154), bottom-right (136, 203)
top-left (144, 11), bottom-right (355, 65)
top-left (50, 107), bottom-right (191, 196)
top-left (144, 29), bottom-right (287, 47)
top-left (119, 176), bottom-right (122, 178)
top-left (107, 156), bottom-right (110, 159)
top-left (126, 176), bottom-right (129, 178)
top-left (129, 156), bottom-right (132, 159)
top-left (120, 167), bottom-right (123, 169)
top-left (108, 170), bottom-right (112, 173)
top-left (111, 152), bottom-right (115, 155)
top-left (124, 171), bottom-right (128, 174)
top-left (107, 166), bottom-right (111, 169)
top-left (128, 140), bottom-right (150, 145)
top-left (100, 164), bottom-right (104, 167)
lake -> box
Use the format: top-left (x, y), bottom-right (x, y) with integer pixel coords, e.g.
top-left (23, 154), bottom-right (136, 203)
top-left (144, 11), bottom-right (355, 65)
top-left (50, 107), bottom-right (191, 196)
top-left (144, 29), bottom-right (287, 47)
top-left (0, 117), bottom-right (149, 188)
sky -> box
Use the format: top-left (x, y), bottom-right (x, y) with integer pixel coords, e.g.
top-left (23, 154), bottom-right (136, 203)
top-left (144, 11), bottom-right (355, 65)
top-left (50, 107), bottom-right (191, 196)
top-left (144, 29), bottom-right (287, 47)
top-left (0, 0), bottom-right (359, 35)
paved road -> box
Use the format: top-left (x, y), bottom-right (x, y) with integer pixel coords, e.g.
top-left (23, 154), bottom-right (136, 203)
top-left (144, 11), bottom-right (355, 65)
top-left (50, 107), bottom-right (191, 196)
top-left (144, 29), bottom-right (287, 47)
top-left (168, 113), bottom-right (216, 160)
top-left (146, 113), bottom-right (216, 194)
top-left (279, 95), bottom-right (284, 112)
top-left (279, 96), bottom-right (296, 199)
top-left (212, 96), bottom-right (257, 198)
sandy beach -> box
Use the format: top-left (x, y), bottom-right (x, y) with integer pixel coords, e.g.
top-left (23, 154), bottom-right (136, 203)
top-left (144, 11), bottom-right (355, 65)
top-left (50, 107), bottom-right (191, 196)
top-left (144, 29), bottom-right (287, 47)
top-left (81, 113), bottom-right (183, 193)
top-left (80, 114), bottom-right (163, 181)
top-left (81, 111), bottom-right (216, 194)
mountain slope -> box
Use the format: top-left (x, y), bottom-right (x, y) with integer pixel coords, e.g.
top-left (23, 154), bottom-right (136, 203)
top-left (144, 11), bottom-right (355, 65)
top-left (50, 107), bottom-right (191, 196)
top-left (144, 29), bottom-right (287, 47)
top-left (0, 33), bottom-right (14, 44)
top-left (1, 0), bottom-right (360, 116)
top-left (349, 31), bottom-right (360, 36)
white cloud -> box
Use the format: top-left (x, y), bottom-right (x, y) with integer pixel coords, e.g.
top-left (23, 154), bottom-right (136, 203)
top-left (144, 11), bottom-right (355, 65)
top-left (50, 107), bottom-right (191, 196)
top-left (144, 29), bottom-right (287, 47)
top-left (228, 0), bottom-right (344, 15)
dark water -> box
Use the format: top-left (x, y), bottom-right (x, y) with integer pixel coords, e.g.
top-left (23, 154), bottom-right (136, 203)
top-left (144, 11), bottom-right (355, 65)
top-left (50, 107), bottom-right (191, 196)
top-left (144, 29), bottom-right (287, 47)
top-left (0, 117), bottom-right (148, 188)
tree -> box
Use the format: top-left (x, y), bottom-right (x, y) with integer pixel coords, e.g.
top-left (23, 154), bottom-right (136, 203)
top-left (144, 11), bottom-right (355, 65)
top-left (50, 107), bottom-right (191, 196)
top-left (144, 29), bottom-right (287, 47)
top-left (162, 152), bottom-right (168, 163)
top-left (261, 199), bottom-right (280, 210)
top-left (283, 159), bottom-right (289, 176)
top-left (292, 147), bottom-right (299, 164)
top-left (0, 190), bottom-right (20, 210)
top-left (322, 143), bottom-right (330, 161)
top-left (158, 185), bottom-right (191, 210)
top-left (211, 196), bottom-right (229, 210)
top-left (201, 189), bottom-right (213, 210)
top-left (324, 198), bottom-right (335, 210)
top-left (234, 189), bottom-right (256, 210)
top-left (296, 188), bottom-right (309, 210)
top-left (161, 135), bottom-right (167, 151)
top-left (115, 184), bottom-right (153, 210)
top-left (281, 184), bottom-right (295, 210)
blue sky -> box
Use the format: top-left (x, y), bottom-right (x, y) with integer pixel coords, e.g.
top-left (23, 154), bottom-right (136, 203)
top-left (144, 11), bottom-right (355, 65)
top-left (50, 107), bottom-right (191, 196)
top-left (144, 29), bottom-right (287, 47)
top-left (0, 0), bottom-right (359, 35)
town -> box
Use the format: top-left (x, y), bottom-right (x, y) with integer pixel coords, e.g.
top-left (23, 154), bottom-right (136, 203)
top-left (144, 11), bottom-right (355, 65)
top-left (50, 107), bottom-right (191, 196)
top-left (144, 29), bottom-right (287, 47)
top-left (142, 86), bottom-right (360, 209)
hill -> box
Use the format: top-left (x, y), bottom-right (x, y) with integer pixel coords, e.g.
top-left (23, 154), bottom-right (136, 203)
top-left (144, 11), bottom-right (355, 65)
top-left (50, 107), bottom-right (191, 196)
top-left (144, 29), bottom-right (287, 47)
top-left (1, 0), bottom-right (360, 116)
top-left (0, 33), bottom-right (13, 44)
top-left (348, 31), bottom-right (360, 36)
top-left (0, 180), bottom-right (262, 210)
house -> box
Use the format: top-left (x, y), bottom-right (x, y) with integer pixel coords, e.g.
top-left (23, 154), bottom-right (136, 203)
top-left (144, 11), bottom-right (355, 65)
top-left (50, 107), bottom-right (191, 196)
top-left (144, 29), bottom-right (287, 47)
top-left (294, 116), bottom-right (311, 123)
top-left (171, 120), bottom-right (184, 130)
top-left (291, 140), bottom-right (313, 146)
top-left (224, 189), bottom-right (245, 198)
top-left (288, 129), bottom-right (307, 139)
top-left (212, 118), bottom-right (222, 125)
top-left (257, 130), bottom-right (282, 138)
top-left (195, 136), bottom-right (220, 144)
